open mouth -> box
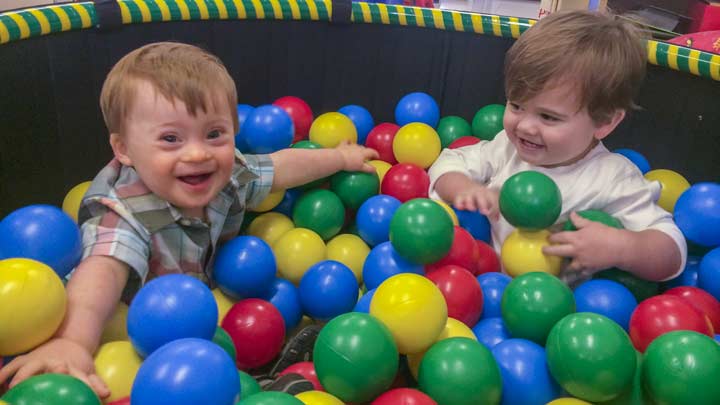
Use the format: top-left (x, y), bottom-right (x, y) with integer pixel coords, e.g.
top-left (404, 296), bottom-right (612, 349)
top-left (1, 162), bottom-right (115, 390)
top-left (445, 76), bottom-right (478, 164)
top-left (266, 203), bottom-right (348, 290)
top-left (519, 138), bottom-right (544, 149)
top-left (178, 173), bottom-right (212, 185)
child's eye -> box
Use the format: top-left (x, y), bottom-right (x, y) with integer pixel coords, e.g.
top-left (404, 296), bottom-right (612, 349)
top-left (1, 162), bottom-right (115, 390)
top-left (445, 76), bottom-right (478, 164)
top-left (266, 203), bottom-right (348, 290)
top-left (541, 113), bottom-right (560, 122)
top-left (509, 103), bottom-right (521, 111)
top-left (162, 134), bottom-right (178, 143)
top-left (207, 129), bottom-right (222, 139)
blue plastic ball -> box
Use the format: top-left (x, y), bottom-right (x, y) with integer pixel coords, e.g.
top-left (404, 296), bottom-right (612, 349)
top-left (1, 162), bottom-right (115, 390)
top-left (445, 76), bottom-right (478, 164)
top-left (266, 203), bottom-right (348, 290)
top-left (0, 204), bottom-right (82, 279)
top-left (472, 317), bottom-right (510, 349)
top-left (394, 92), bottom-right (440, 127)
top-left (354, 288), bottom-right (377, 313)
top-left (131, 338), bottom-right (239, 405)
top-left (491, 339), bottom-right (562, 405)
top-left (477, 272), bottom-right (511, 319)
top-left (362, 241), bottom-right (425, 290)
top-left (261, 278), bottom-right (302, 330)
top-left (454, 208), bottom-right (492, 243)
top-left (674, 183), bottom-right (720, 247)
top-left (272, 189), bottom-right (303, 217)
top-left (299, 260), bottom-right (359, 321)
top-left (663, 257), bottom-right (700, 289)
top-left (573, 279), bottom-right (637, 331)
top-left (128, 274), bottom-right (218, 358)
top-left (235, 104), bottom-right (255, 153)
top-left (242, 104), bottom-right (294, 153)
top-left (699, 247), bottom-right (720, 301)
top-left (356, 195), bottom-right (402, 247)
top-left (338, 105), bottom-right (375, 145)
top-left (213, 236), bottom-right (276, 299)
top-left (614, 148), bottom-right (651, 174)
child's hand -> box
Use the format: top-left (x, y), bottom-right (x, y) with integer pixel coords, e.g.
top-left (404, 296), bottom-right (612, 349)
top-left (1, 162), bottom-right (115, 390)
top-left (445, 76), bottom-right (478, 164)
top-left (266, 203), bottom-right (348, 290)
top-left (336, 141), bottom-right (379, 173)
top-left (543, 211), bottom-right (626, 273)
top-left (0, 337), bottom-right (110, 399)
top-left (452, 184), bottom-right (500, 221)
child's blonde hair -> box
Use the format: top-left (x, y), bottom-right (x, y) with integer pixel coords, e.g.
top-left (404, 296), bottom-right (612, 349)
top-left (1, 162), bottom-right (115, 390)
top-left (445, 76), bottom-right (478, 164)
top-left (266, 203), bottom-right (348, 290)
top-left (504, 11), bottom-right (646, 124)
top-left (100, 42), bottom-right (238, 134)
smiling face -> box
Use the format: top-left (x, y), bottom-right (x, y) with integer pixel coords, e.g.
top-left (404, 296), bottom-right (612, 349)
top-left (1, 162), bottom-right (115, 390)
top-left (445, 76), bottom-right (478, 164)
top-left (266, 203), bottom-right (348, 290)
top-left (503, 83), bottom-right (624, 168)
top-left (110, 80), bottom-right (236, 218)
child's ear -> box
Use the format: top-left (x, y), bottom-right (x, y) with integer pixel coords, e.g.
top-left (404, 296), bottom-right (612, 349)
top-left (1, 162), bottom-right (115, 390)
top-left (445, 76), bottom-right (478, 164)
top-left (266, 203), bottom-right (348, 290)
top-left (110, 133), bottom-right (133, 166)
top-left (594, 109), bottom-right (626, 140)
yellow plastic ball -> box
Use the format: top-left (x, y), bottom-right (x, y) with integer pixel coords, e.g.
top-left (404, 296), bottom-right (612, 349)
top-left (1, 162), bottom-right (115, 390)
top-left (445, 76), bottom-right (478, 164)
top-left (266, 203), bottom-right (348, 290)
top-left (501, 229), bottom-right (562, 277)
top-left (273, 228), bottom-right (327, 285)
top-left (248, 212), bottom-right (295, 246)
top-left (546, 399), bottom-right (592, 405)
top-left (61, 181), bottom-right (91, 222)
top-left (309, 112), bottom-right (358, 148)
top-left (370, 273), bottom-right (448, 354)
top-left (433, 199), bottom-right (459, 226)
top-left (100, 302), bottom-right (129, 344)
top-left (212, 288), bottom-right (237, 325)
top-left (0, 258), bottom-right (67, 356)
top-left (326, 233), bottom-right (370, 283)
top-left (295, 390), bottom-right (344, 405)
top-left (406, 317), bottom-right (477, 378)
top-left (251, 189), bottom-right (285, 212)
top-left (94, 341), bottom-right (143, 402)
top-left (645, 169), bottom-right (691, 213)
top-left (393, 122), bottom-right (442, 169)
top-left (368, 160), bottom-right (392, 188)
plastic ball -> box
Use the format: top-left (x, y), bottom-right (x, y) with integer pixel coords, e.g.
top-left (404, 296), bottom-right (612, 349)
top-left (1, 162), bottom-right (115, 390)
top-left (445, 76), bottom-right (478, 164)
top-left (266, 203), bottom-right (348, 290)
top-left (0, 204), bottom-right (82, 278)
top-left (356, 195), bottom-right (402, 246)
top-left (293, 189), bottom-right (345, 240)
top-left (0, 258), bottom-right (67, 356)
top-left (362, 241), bottom-right (425, 290)
top-left (406, 317), bottom-right (478, 378)
top-left (418, 337), bottom-right (502, 405)
top-left (371, 388), bottom-right (437, 405)
top-left (547, 399), bottom-right (592, 405)
top-left (595, 349), bottom-right (645, 405)
top-left (426, 265), bottom-right (483, 327)
top-left (472, 317), bottom-right (511, 349)
top-left (94, 341), bottom-right (143, 402)
top-left (394, 92), bottom-right (440, 127)
top-left (477, 272), bottom-right (511, 319)
top-left (330, 170), bottom-right (379, 210)
top-left (380, 163), bottom-right (430, 202)
top-left (213, 236), bottom-right (276, 299)
top-left (367, 160), bottom-right (392, 187)
top-left (643, 331), bottom-right (720, 405)
top-left (213, 326), bottom-right (237, 360)
top-left (238, 370), bottom-right (262, 400)
top-left (212, 288), bottom-right (236, 325)
top-left (131, 338), bottom-right (239, 405)
top-left (392, 123), bottom-right (441, 169)
top-left (644, 169), bottom-right (690, 213)
top-left (664, 286), bottom-right (720, 332)
top-left (662, 257), bottom-right (700, 289)
top-left (501, 272), bottom-right (575, 345)
top-left (426, 226), bottom-right (479, 274)
top-left (248, 212), bottom-right (295, 246)
top-left (389, 198), bottom-right (454, 264)
top-left (365, 123), bottom-right (400, 164)
top-left (100, 301), bottom-right (130, 343)
top-left (313, 312), bottom-right (398, 403)
top-left (674, 182), bottom-right (720, 247)
top-left (261, 278), bottom-right (303, 330)
top-left (614, 148), bottom-right (650, 174)
top-left (326, 233), bottom-right (370, 283)
top-left (472, 104), bottom-right (505, 141)
top-left (1, 373), bottom-right (100, 405)
top-left (476, 239), bottom-right (501, 274)
top-left (370, 273), bottom-right (447, 354)
top-left (501, 229), bottom-right (563, 277)
top-left (437, 115), bottom-right (472, 148)
top-left (593, 268), bottom-right (659, 303)
top-left (273, 96), bottom-right (314, 142)
top-left (251, 189), bottom-right (285, 212)
top-left (299, 260), bottom-right (359, 321)
top-left (273, 228), bottom-right (327, 285)
top-left (273, 189), bottom-right (303, 217)
top-left (491, 339), bottom-right (562, 405)
top-left (279, 362), bottom-right (322, 391)
top-left (106, 397), bottom-right (131, 405)
top-left (290, 140), bottom-right (327, 189)
top-left (309, 112), bottom-right (358, 147)
top-left (234, 104), bottom-right (255, 152)
top-left (243, 104), bottom-right (294, 153)
top-left (432, 199), bottom-right (459, 226)
top-left (338, 104), bottom-right (374, 144)
top-left (221, 298), bottom-right (285, 370)
top-left (454, 208), bottom-right (492, 243)
top-left (295, 390), bottom-right (343, 405)
top-left (449, 135), bottom-right (481, 148)
top-left (499, 171), bottom-right (562, 230)
top-left (562, 209), bottom-right (623, 231)
top-left (354, 288), bottom-right (376, 313)
top-left (127, 274), bottom-right (218, 358)
top-left (574, 279), bottom-right (637, 331)
top-left (62, 180), bottom-right (91, 222)
top-left (546, 313), bottom-right (637, 402)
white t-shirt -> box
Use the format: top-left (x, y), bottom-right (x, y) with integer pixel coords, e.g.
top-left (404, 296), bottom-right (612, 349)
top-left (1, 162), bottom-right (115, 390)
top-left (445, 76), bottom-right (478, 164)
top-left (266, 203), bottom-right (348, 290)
top-left (428, 131), bottom-right (687, 282)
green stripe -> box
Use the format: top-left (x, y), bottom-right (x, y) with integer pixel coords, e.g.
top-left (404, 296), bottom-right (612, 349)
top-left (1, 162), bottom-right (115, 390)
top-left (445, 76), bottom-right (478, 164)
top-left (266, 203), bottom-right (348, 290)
top-left (40, 7), bottom-right (63, 31)
top-left (442, 10), bottom-right (454, 30)
top-left (18, 11), bottom-right (42, 37)
top-left (461, 12), bottom-right (472, 31)
top-left (499, 16), bottom-right (511, 37)
top-left (316, 0), bottom-right (329, 20)
top-left (297, 0), bottom-right (311, 20)
top-left (480, 14), bottom-right (492, 35)
top-left (206, 0), bottom-right (220, 19)
top-left (243, 0), bottom-right (257, 19)
top-left (145, 2), bottom-right (165, 21)
top-left (224, 0), bottom-right (239, 19)
top-left (420, 8), bottom-right (434, 29)
top-left (698, 50), bottom-right (713, 79)
top-left (676, 46), bottom-right (691, 73)
top-left (518, 18), bottom-right (531, 35)
top-left (370, 4), bottom-right (382, 24)
top-left (351, 2), bottom-right (363, 22)
top-left (655, 42), bottom-right (669, 68)
top-left (64, 3), bottom-right (84, 26)
top-left (124, 1), bottom-right (143, 22)
top-left (404, 7), bottom-right (416, 26)
top-left (185, 0), bottom-right (201, 19)
top-left (388, 5), bottom-right (400, 25)
top-left (81, 2), bottom-right (98, 23)
top-left (259, 0), bottom-right (276, 19)
top-left (278, 0), bottom-right (293, 19)
top-left (165, 1), bottom-right (183, 21)
top-left (0, 15), bottom-right (20, 41)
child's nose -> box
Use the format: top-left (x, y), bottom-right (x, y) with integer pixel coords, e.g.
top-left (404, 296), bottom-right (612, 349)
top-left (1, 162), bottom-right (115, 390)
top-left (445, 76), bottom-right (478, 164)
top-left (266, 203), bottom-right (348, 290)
top-left (182, 143), bottom-right (212, 162)
top-left (516, 115), bottom-right (538, 135)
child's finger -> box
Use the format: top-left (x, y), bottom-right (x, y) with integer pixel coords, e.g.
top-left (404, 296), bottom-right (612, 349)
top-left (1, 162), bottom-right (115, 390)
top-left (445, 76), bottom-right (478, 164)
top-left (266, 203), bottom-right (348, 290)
top-left (8, 360), bottom-right (44, 388)
top-left (88, 373), bottom-right (111, 399)
top-left (542, 243), bottom-right (574, 257)
top-left (360, 162), bottom-right (377, 173)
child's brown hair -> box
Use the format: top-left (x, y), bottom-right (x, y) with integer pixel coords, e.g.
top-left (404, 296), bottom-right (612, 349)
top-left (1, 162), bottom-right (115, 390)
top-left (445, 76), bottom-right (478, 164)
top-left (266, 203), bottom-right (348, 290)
top-left (505, 11), bottom-right (647, 124)
top-left (100, 42), bottom-right (238, 134)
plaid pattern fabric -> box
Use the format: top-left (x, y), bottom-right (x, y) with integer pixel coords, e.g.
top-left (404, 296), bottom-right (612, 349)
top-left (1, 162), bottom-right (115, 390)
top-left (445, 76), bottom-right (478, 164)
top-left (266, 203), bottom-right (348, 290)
top-left (78, 151), bottom-right (274, 300)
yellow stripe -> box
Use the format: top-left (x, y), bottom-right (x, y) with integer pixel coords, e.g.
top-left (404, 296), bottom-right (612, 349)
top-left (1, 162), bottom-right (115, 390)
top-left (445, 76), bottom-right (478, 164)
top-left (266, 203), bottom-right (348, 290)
top-left (491, 15), bottom-right (501, 36)
top-left (431, 9), bottom-right (444, 30)
top-left (117, 2), bottom-right (132, 23)
top-left (646, 40), bottom-right (658, 66)
top-left (396, 5), bottom-right (407, 26)
top-left (666, 45), bottom-right (679, 70)
top-left (324, 0), bottom-right (331, 17)
top-left (0, 21), bottom-right (10, 44)
top-left (250, 0), bottom-right (265, 18)
top-left (688, 49), bottom-right (701, 76)
top-left (212, 0), bottom-right (228, 18)
top-left (306, 0), bottom-right (319, 20)
top-left (232, 0), bottom-right (247, 18)
top-left (196, 0), bottom-right (210, 19)
top-left (8, 13), bottom-right (30, 39)
top-left (287, 0), bottom-right (300, 19)
top-left (135, 1), bottom-right (152, 22)
top-left (157, 0), bottom-right (172, 20)
top-left (470, 13), bottom-right (483, 34)
top-left (377, 3), bottom-right (390, 24)
top-left (176, 0), bottom-right (191, 20)
top-left (359, 2), bottom-right (371, 22)
top-left (29, 9), bottom-right (51, 34)
top-left (509, 16), bottom-right (520, 38)
top-left (711, 55), bottom-right (720, 81)
top-left (72, 3), bottom-right (93, 26)
top-left (451, 11), bottom-right (463, 32)
top-left (53, 6), bottom-right (72, 29)
top-left (413, 7), bottom-right (424, 27)
top-left (268, 0), bottom-right (283, 19)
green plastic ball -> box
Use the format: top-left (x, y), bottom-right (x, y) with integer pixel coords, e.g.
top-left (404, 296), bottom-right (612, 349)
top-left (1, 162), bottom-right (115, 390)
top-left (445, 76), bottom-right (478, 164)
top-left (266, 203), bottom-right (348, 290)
top-left (418, 337), bottom-right (502, 405)
top-left (389, 198), bottom-right (454, 264)
top-left (593, 268), bottom-right (659, 302)
top-left (291, 140), bottom-right (326, 189)
top-left (213, 326), bottom-right (237, 360)
top-left (472, 104), bottom-right (505, 141)
top-left (313, 312), bottom-right (399, 403)
top-left (499, 171), bottom-right (562, 230)
top-left (238, 370), bottom-right (262, 400)
top-left (1, 373), bottom-right (101, 405)
top-left (643, 331), bottom-right (720, 405)
top-left (330, 171), bottom-right (379, 210)
top-left (236, 391), bottom-right (303, 404)
top-left (437, 116), bottom-right (472, 148)
top-left (546, 312), bottom-right (637, 403)
top-left (597, 351), bottom-right (647, 405)
top-left (563, 209), bottom-right (624, 231)
top-left (501, 272), bottom-right (575, 345)
top-left (292, 189), bottom-right (345, 240)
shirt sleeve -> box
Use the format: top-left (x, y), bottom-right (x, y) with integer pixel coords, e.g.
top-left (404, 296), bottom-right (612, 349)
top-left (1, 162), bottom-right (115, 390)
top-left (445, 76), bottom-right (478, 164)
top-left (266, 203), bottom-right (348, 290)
top-left (236, 153), bottom-right (275, 209)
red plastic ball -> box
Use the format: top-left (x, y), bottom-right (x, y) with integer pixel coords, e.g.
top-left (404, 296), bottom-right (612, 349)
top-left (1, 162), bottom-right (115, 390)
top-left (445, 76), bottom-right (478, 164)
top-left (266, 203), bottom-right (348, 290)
top-left (426, 226), bottom-right (479, 273)
top-left (664, 286), bottom-right (720, 332)
top-left (629, 294), bottom-right (714, 352)
top-left (372, 388), bottom-right (438, 405)
top-left (380, 163), bottom-right (430, 202)
top-left (221, 298), bottom-right (286, 370)
top-left (475, 240), bottom-right (500, 275)
top-left (448, 136), bottom-right (481, 149)
top-left (278, 361), bottom-right (323, 391)
top-left (273, 96), bottom-right (314, 143)
top-left (426, 265), bottom-right (484, 327)
top-left (366, 123), bottom-right (400, 164)
top-left (106, 397), bottom-right (131, 405)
